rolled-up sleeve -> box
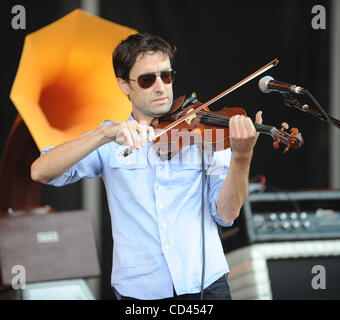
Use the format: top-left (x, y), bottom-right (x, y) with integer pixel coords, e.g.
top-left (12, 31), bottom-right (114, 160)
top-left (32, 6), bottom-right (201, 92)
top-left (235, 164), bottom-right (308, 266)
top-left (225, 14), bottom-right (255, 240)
top-left (40, 121), bottom-right (117, 187)
top-left (41, 144), bottom-right (103, 187)
top-left (206, 149), bottom-right (233, 227)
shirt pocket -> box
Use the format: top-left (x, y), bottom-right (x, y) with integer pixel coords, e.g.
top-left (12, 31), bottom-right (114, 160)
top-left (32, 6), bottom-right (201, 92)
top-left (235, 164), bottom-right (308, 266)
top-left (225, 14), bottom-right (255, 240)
top-left (170, 162), bottom-right (203, 190)
top-left (170, 162), bottom-right (202, 171)
top-left (169, 145), bottom-right (206, 172)
top-left (106, 147), bottom-right (149, 200)
top-left (108, 145), bottom-right (148, 169)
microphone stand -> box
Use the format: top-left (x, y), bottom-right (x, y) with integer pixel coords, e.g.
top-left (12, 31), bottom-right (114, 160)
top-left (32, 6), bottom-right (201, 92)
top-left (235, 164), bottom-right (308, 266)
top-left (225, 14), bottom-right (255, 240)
top-left (281, 92), bottom-right (340, 129)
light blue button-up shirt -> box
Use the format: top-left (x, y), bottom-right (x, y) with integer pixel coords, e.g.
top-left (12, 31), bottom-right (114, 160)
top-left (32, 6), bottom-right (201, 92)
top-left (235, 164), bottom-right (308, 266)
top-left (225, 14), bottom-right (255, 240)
top-left (41, 115), bottom-right (233, 300)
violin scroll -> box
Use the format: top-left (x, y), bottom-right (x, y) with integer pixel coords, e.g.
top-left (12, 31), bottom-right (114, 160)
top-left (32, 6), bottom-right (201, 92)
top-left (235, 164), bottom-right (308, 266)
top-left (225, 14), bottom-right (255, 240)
top-left (272, 123), bottom-right (304, 153)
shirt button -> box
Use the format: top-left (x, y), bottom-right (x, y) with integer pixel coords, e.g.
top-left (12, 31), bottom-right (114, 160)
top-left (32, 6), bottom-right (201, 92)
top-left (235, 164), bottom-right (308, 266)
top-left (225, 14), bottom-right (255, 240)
top-left (165, 245), bottom-right (170, 251)
top-left (162, 223), bottom-right (166, 228)
top-left (159, 204), bottom-right (164, 209)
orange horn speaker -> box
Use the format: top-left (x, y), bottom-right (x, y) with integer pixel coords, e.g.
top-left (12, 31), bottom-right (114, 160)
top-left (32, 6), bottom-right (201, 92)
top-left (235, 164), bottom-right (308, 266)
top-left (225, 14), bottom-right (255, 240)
top-left (0, 9), bottom-right (137, 213)
top-left (10, 9), bottom-right (137, 152)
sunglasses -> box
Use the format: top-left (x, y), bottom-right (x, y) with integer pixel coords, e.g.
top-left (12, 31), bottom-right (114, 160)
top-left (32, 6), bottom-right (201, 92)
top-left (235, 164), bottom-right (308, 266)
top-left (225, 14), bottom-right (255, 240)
top-left (128, 70), bottom-right (176, 89)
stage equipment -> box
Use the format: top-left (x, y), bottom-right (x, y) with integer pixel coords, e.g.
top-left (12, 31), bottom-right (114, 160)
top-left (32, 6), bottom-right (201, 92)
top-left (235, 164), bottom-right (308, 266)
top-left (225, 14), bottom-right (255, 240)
top-left (22, 279), bottom-right (95, 300)
top-left (258, 76), bottom-right (340, 129)
top-left (221, 190), bottom-right (340, 252)
top-left (258, 76), bottom-right (305, 94)
top-left (0, 209), bottom-right (100, 287)
top-left (226, 240), bottom-right (340, 299)
top-left (9, 9), bottom-right (136, 152)
top-left (1, 9), bottom-right (137, 298)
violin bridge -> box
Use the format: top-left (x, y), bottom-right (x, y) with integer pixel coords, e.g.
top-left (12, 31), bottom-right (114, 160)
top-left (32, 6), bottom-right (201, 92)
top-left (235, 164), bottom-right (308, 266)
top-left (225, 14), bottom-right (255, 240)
top-left (184, 108), bottom-right (196, 125)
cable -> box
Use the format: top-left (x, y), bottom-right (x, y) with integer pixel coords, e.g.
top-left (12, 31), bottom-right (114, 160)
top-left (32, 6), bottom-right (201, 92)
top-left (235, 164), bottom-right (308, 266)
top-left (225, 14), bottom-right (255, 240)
top-left (266, 184), bottom-right (302, 213)
top-left (200, 148), bottom-right (206, 300)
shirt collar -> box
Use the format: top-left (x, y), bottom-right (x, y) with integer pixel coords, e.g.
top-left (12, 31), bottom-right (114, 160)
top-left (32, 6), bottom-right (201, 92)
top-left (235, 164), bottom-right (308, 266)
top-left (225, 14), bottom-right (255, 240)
top-left (127, 112), bottom-right (135, 121)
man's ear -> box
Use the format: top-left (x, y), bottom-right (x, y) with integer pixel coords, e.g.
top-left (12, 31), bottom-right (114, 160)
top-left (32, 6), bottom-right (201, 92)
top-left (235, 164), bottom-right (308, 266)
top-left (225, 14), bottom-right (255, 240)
top-left (117, 77), bottom-right (130, 95)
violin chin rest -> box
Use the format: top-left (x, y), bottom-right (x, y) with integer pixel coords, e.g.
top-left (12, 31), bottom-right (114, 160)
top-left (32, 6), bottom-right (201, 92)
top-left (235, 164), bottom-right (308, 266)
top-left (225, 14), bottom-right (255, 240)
top-left (167, 95), bottom-right (185, 114)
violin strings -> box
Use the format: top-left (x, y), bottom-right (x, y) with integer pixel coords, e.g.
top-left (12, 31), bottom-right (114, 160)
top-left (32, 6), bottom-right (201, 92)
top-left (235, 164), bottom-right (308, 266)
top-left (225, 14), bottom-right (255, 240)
top-left (194, 111), bottom-right (292, 143)
top-left (194, 111), bottom-right (273, 134)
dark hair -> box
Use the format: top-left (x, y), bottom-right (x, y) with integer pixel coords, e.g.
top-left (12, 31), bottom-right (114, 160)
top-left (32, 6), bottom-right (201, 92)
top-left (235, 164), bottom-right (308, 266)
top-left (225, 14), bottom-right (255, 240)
top-left (112, 33), bottom-right (177, 81)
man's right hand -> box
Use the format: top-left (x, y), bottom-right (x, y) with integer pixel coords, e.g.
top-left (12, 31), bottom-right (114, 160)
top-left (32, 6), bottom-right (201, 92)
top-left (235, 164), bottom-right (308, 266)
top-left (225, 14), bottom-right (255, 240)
top-left (107, 120), bottom-right (156, 149)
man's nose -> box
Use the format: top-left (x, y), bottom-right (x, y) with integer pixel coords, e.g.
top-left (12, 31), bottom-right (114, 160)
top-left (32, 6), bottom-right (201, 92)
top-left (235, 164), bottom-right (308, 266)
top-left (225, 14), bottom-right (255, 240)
top-left (153, 76), bottom-right (166, 92)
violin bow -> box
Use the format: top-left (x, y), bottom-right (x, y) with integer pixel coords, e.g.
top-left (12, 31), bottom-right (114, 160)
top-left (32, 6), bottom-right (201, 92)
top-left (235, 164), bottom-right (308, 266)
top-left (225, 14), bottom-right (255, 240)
top-left (122, 58), bottom-right (279, 157)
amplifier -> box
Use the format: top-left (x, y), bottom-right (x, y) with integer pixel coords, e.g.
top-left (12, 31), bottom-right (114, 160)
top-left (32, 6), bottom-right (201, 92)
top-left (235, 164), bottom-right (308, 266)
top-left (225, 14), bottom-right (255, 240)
top-left (226, 239), bottom-right (340, 300)
top-left (0, 209), bottom-right (101, 287)
top-left (221, 190), bottom-right (340, 252)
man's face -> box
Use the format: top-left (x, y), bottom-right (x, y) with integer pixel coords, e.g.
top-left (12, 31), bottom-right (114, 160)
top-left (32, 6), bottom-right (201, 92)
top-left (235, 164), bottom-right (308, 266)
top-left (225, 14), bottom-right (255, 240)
top-left (120, 51), bottom-right (174, 119)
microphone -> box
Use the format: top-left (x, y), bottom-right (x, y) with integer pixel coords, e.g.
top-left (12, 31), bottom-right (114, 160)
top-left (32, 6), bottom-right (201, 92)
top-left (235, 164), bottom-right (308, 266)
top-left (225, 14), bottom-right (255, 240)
top-left (258, 76), bottom-right (305, 95)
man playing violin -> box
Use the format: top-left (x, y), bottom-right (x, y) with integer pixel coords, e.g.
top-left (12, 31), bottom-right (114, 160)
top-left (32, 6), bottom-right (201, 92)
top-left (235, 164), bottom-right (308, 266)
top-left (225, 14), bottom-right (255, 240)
top-left (31, 33), bottom-right (263, 300)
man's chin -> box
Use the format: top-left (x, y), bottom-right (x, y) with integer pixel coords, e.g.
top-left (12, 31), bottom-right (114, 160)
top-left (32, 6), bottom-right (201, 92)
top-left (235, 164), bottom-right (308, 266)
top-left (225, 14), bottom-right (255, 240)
top-left (148, 105), bottom-right (172, 117)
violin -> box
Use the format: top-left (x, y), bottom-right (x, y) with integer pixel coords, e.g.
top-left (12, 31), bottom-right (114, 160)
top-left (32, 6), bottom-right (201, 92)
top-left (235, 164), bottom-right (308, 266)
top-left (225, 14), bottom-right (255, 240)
top-left (150, 94), bottom-right (303, 157)
top-left (122, 58), bottom-right (304, 158)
